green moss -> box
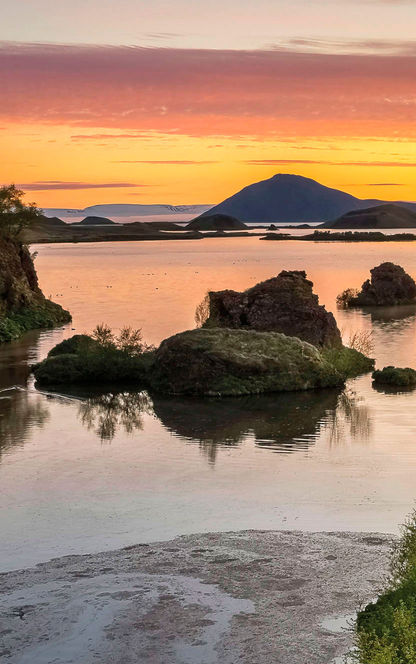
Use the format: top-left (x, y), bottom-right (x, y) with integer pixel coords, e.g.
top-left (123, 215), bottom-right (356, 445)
top-left (323, 346), bottom-right (375, 379)
top-left (151, 328), bottom-right (349, 396)
top-left (372, 366), bottom-right (416, 387)
top-left (33, 345), bottom-right (154, 387)
top-left (0, 300), bottom-right (71, 343)
top-left (356, 512), bottom-right (416, 664)
top-left (47, 334), bottom-right (98, 357)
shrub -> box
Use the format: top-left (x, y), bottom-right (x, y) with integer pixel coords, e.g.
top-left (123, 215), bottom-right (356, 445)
top-left (337, 288), bottom-right (359, 308)
top-left (355, 511), bottom-right (416, 664)
top-left (372, 366), bottom-right (416, 388)
top-left (194, 293), bottom-right (211, 328)
top-left (33, 324), bottom-right (155, 386)
top-left (347, 329), bottom-right (375, 356)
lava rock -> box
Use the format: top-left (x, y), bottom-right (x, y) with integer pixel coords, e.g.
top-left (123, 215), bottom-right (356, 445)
top-left (204, 270), bottom-right (342, 348)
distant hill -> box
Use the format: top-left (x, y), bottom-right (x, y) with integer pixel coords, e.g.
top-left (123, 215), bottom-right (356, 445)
top-left (78, 216), bottom-right (116, 226)
top-left (321, 204), bottom-right (416, 229)
top-left (186, 214), bottom-right (247, 231)
top-left (201, 174), bottom-right (416, 223)
top-left (42, 204), bottom-right (212, 223)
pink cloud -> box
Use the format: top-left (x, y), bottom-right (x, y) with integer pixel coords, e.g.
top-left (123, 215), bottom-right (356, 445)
top-left (14, 181), bottom-right (150, 190)
top-left (2, 42), bottom-right (416, 137)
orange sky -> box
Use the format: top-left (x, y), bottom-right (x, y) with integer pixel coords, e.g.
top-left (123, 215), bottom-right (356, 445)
top-left (2, 41), bottom-right (416, 207)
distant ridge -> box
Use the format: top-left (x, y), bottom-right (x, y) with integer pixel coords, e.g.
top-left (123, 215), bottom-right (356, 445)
top-left (321, 204), bottom-right (416, 229)
top-left (200, 174), bottom-right (416, 223)
top-left (43, 204), bottom-right (212, 222)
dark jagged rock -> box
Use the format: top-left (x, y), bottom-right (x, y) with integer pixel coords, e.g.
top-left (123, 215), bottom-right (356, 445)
top-left (349, 263), bottom-right (416, 306)
top-left (186, 214), bottom-right (247, 231)
top-left (204, 270), bottom-right (342, 348)
top-left (78, 216), bottom-right (116, 225)
top-left (0, 236), bottom-right (71, 342)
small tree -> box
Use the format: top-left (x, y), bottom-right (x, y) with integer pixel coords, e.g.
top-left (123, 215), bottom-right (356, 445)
top-left (0, 184), bottom-right (41, 239)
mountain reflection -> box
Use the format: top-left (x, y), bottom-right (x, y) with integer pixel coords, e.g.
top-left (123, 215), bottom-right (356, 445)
top-left (78, 391), bottom-right (153, 442)
top-left (152, 389), bottom-right (342, 463)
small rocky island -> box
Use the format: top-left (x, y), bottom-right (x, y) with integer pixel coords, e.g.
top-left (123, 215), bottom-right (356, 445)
top-left (338, 262), bottom-right (416, 307)
top-left (33, 271), bottom-right (374, 395)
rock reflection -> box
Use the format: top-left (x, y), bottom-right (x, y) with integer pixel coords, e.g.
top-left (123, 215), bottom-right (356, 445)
top-left (0, 387), bottom-right (49, 456)
top-left (78, 391), bottom-right (153, 442)
top-left (326, 388), bottom-right (372, 446)
top-left (152, 390), bottom-right (341, 463)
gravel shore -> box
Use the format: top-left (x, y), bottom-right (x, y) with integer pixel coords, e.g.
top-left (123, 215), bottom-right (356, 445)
top-left (0, 530), bottom-right (393, 664)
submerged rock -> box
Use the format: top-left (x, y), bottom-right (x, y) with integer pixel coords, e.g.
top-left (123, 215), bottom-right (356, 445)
top-left (150, 328), bottom-right (360, 396)
top-left (0, 236), bottom-right (71, 342)
top-left (347, 263), bottom-right (416, 307)
top-left (204, 270), bottom-right (342, 348)
top-left (372, 366), bottom-right (416, 387)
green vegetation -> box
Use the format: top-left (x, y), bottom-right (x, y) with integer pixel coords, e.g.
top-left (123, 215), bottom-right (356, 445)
top-left (33, 325), bottom-right (154, 386)
top-left (355, 512), bottom-right (416, 664)
top-left (0, 184), bottom-right (41, 239)
top-left (337, 288), bottom-right (360, 308)
top-left (323, 346), bottom-right (374, 379)
top-left (34, 324), bottom-right (375, 395)
top-left (150, 327), bottom-right (373, 396)
top-left (372, 366), bottom-right (416, 388)
top-left (0, 301), bottom-right (71, 343)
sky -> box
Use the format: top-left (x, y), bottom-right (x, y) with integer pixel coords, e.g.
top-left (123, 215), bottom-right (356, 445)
top-left (1, 0), bottom-right (416, 207)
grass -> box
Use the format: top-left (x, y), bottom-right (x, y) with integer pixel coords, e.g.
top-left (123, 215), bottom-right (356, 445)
top-left (0, 300), bottom-right (71, 343)
top-left (33, 325), bottom-right (154, 386)
top-left (355, 512), bottom-right (416, 664)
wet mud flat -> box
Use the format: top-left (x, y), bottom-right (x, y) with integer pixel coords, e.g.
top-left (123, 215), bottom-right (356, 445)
top-left (0, 530), bottom-right (392, 664)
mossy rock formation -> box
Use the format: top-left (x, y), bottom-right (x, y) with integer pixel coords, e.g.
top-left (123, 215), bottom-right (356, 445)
top-left (347, 262), bottom-right (416, 307)
top-left (150, 327), bottom-right (370, 397)
top-left (372, 365), bottom-right (416, 387)
top-left (204, 270), bottom-right (342, 348)
top-left (0, 236), bottom-right (71, 342)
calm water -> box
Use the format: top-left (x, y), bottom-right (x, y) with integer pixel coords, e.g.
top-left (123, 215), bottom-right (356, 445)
top-left (1, 237), bottom-right (416, 572)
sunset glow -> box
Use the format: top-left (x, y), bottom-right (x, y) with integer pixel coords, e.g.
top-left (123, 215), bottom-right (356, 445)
top-left (2, 1), bottom-right (416, 207)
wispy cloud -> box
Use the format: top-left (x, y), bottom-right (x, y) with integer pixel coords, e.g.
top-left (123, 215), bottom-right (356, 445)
top-left (2, 42), bottom-right (416, 138)
top-left (244, 159), bottom-right (416, 167)
top-left (15, 181), bottom-right (149, 191)
top-left (112, 160), bottom-right (218, 164)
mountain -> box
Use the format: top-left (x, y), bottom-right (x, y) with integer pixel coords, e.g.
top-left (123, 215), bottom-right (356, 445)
top-left (200, 174), bottom-right (416, 223)
top-left (186, 214), bottom-right (247, 231)
top-left (77, 216), bottom-right (116, 226)
top-left (321, 204), bottom-right (416, 229)
top-left (43, 204), bottom-right (212, 223)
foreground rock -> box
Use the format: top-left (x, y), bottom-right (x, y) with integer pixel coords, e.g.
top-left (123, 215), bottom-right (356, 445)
top-left (204, 270), bottom-right (342, 348)
top-left (0, 236), bottom-right (71, 342)
top-left (344, 262), bottom-right (416, 307)
top-left (0, 530), bottom-right (392, 664)
top-left (150, 328), bottom-right (372, 396)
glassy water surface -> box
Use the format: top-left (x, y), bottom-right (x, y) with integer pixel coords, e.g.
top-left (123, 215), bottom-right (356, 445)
top-left (1, 238), bottom-right (416, 571)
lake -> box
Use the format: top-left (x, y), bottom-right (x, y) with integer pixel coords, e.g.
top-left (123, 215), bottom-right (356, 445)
top-left (1, 237), bottom-right (416, 572)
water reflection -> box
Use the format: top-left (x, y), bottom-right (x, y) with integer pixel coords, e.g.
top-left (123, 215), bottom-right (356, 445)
top-left (152, 389), bottom-right (342, 462)
top-left (78, 391), bottom-right (153, 442)
top-left (0, 387), bottom-right (49, 456)
top-left (327, 388), bottom-right (372, 446)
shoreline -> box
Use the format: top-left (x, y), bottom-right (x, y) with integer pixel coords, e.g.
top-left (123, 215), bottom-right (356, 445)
top-left (0, 529), bottom-right (393, 664)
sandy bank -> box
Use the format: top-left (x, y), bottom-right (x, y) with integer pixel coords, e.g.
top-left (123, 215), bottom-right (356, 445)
top-left (0, 530), bottom-right (393, 664)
